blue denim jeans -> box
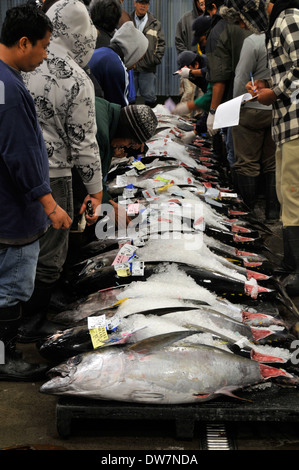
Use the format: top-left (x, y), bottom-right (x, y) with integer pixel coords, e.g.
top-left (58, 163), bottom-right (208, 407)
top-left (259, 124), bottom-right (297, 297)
top-left (0, 240), bottom-right (40, 308)
top-left (134, 71), bottom-right (157, 105)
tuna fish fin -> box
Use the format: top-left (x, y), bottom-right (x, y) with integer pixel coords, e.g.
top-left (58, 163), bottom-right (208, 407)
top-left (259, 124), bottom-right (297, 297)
top-left (127, 330), bottom-right (198, 354)
top-left (193, 389), bottom-right (252, 402)
top-left (216, 388), bottom-right (253, 402)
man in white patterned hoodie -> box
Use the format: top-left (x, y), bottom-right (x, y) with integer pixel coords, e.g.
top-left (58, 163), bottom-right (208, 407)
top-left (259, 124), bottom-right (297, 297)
top-left (22, 0), bottom-right (103, 336)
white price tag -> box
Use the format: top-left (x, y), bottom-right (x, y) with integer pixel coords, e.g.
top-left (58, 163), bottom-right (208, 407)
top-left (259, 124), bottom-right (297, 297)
top-left (131, 260), bottom-right (145, 276)
top-left (116, 175), bottom-right (127, 187)
top-left (88, 314), bottom-right (106, 330)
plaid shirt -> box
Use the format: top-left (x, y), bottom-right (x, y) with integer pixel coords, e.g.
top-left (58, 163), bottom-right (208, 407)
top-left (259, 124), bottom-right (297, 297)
top-left (268, 8), bottom-right (299, 144)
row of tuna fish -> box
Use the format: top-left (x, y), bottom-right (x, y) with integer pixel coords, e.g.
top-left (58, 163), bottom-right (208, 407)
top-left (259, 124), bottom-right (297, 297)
top-left (39, 106), bottom-right (299, 404)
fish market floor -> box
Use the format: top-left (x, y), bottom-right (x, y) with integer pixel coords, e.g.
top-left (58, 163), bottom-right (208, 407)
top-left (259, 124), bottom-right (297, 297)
top-left (2, 204), bottom-right (299, 452)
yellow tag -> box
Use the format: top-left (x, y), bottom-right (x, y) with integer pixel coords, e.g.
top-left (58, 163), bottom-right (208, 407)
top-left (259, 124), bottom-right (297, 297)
top-left (132, 160), bottom-right (146, 170)
top-left (157, 183), bottom-right (174, 192)
top-left (89, 327), bottom-right (108, 349)
top-left (111, 297), bottom-right (128, 307)
top-left (155, 176), bottom-right (170, 183)
top-left (116, 267), bottom-right (131, 277)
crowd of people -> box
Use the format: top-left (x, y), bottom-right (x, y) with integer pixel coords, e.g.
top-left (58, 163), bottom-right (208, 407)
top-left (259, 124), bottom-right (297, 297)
top-left (173, 0), bottom-right (299, 298)
top-left (0, 0), bottom-right (298, 382)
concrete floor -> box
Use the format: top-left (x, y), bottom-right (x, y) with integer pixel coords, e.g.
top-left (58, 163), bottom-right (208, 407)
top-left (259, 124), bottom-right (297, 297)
top-left (1, 201), bottom-right (299, 452)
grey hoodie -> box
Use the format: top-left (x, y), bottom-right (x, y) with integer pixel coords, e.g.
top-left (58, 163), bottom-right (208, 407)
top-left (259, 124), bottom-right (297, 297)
top-left (175, 0), bottom-right (203, 54)
top-left (23, 0), bottom-right (103, 194)
top-left (110, 21), bottom-right (149, 70)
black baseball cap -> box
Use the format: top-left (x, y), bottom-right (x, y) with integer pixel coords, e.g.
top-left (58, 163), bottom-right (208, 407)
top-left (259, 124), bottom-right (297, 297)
top-left (192, 15), bottom-right (212, 46)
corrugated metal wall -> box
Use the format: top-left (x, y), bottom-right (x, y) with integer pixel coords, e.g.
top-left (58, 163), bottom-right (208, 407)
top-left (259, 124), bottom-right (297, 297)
top-left (0, 0), bottom-right (195, 96)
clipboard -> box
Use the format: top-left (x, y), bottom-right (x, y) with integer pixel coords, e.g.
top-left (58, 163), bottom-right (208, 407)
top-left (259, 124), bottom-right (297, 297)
top-left (213, 93), bottom-right (259, 130)
top-left (241, 94), bottom-right (258, 105)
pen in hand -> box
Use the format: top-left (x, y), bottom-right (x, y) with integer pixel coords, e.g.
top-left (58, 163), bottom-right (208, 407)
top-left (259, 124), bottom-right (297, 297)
top-left (250, 72), bottom-right (256, 94)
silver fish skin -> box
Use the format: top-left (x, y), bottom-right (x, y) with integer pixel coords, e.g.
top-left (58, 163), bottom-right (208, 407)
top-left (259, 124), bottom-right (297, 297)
top-left (40, 339), bottom-right (265, 404)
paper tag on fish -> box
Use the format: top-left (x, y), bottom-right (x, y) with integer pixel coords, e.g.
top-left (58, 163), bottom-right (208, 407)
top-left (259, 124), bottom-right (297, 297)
top-left (116, 175), bottom-right (127, 187)
top-left (114, 262), bottom-right (131, 277)
top-left (142, 189), bottom-right (158, 200)
top-left (126, 168), bottom-right (138, 176)
top-left (155, 176), bottom-right (170, 184)
top-left (112, 244), bottom-right (136, 265)
top-left (220, 192), bottom-right (238, 198)
top-left (157, 183), bottom-right (174, 192)
top-left (205, 187), bottom-right (220, 198)
top-left (127, 203), bottom-right (140, 216)
top-left (193, 216), bottom-right (205, 231)
top-left (204, 196), bottom-right (223, 207)
top-left (106, 315), bottom-right (120, 331)
top-left (110, 298), bottom-right (128, 308)
top-left (133, 237), bottom-right (146, 247)
top-left (123, 188), bottom-right (135, 199)
top-left (131, 260), bottom-right (144, 276)
top-left (132, 160), bottom-right (146, 171)
top-left (234, 337), bottom-right (251, 349)
top-left (88, 315), bottom-right (108, 349)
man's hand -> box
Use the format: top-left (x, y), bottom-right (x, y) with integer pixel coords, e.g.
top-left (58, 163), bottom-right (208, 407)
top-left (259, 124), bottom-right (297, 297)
top-left (245, 78), bottom-right (267, 96)
top-left (180, 130), bottom-right (196, 144)
top-left (171, 102), bottom-right (191, 116)
top-left (80, 191), bottom-right (102, 225)
top-left (206, 112), bottom-right (218, 136)
top-left (48, 204), bottom-right (72, 230)
top-left (109, 200), bottom-right (130, 229)
top-left (256, 88), bottom-right (277, 106)
top-left (177, 67), bottom-right (190, 79)
top-left (39, 193), bottom-right (72, 230)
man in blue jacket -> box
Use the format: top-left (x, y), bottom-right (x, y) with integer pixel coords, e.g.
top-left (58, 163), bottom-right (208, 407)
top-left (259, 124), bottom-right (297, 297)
top-left (0, 4), bottom-right (71, 381)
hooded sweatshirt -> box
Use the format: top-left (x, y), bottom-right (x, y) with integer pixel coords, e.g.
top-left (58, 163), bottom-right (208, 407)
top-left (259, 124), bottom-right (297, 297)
top-left (175, 0), bottom-right (204, 54)
top-left (89, 21), bottom-right (148, 107)
top-left (23, 0), bottom-right (103, 195)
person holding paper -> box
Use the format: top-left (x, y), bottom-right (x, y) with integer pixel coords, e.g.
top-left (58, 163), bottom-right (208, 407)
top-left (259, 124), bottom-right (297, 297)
top-left (231, 32), bottom-right (280, 222)
top-left (204, 0), bottom-right (250, 170)
top-left (220, 0), bottom-right (299, 296)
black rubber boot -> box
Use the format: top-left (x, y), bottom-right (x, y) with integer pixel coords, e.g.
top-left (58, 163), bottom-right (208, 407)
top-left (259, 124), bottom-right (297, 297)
top-left (0, 304), bottom-right (49, 381)
top-left (275, 227), bottom-right (296, 275)
top-left (282, 226), bottom-right (299, 297)
top-left (236, 173), bottom-right (259, 213)
top-left (18, 281), bottom-right (59, 343)
top-left (264, 172), bottom-right (280, 223)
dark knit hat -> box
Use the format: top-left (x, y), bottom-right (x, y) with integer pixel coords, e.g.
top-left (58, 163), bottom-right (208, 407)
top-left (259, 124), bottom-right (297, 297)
top-left (118, 105), bottom-right (158, 144)
top-left (220, 0), bottom-right (270, 34)
top-left (192, 15), bottom-right (213, 46)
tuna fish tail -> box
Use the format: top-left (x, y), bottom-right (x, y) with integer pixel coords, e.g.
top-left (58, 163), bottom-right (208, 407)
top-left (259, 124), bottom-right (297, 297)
top-left (272, 280), bottom-right (299, 320)
top-left (259, 363), bottom-right (299, 386)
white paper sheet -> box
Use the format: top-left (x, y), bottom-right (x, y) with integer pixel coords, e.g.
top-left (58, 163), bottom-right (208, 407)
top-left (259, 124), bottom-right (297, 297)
top-left (213, 93), bottom-right (254, 129)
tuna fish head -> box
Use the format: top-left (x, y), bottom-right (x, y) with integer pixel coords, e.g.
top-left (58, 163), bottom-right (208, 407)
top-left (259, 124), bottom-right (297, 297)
top-left (40, 351), bottom-right (123, 397)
